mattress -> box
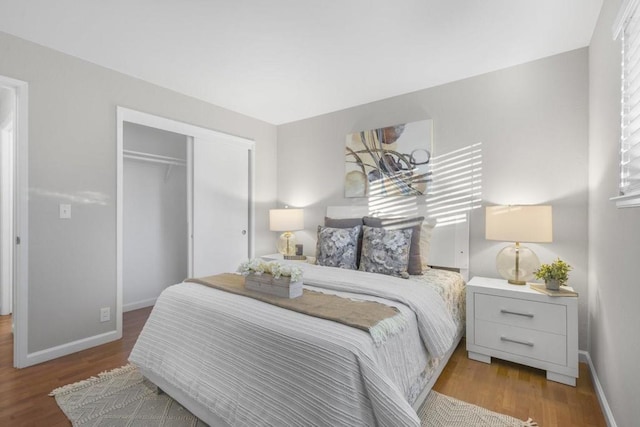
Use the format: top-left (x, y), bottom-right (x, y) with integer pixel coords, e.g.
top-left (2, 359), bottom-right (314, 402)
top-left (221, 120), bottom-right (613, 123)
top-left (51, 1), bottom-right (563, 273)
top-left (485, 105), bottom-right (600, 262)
top-left (129, 264), bottom-right (465, 427)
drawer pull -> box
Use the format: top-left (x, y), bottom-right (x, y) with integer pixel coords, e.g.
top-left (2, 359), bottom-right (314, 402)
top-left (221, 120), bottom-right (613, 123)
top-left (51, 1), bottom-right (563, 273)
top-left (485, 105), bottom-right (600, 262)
top-left (500, 309), bottom-right (534, 318)
top-left (500, 336), bottom-right (534, 347)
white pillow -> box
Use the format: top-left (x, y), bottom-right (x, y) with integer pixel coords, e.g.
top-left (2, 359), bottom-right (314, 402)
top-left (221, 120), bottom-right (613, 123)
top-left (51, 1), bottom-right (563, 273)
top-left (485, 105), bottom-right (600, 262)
top-left (419, 221), bottom-right (435, 271)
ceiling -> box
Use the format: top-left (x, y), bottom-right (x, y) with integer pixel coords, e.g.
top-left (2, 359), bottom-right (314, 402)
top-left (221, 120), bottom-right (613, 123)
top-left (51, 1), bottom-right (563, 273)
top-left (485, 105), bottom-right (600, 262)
top-left (0, 0), bottom-right (603, 125)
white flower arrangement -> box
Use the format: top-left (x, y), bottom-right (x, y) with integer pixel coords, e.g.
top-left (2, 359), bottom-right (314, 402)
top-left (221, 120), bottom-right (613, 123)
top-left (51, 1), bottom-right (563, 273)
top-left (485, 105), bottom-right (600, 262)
top-left (237, 258), bottom-right (303, 282)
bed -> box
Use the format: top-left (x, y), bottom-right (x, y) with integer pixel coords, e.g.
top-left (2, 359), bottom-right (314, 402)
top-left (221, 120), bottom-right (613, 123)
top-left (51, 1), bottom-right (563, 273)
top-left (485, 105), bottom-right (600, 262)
top-left (129, 207), bottom-right (469, 427)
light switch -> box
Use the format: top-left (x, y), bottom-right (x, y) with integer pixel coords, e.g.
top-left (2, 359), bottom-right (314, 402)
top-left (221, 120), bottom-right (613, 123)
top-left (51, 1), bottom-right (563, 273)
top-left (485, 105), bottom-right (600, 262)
top-left (59, 204), bottom-right (71, 219)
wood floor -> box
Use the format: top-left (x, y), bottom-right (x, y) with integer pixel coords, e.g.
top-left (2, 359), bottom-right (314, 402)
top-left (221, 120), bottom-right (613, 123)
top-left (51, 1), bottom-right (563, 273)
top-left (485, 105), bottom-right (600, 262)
top-left (432, 342), bottom-right (607, 426)
top-left (1, 308), bottom-right (606, 427)
top-left (0, 308), bottom-right (152, 426)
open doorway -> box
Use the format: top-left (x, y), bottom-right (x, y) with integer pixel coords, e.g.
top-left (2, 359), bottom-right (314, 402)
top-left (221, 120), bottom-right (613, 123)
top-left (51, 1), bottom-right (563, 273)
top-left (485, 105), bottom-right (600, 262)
top-left (0, 84), bottom-right (15, 318)
top-left (0, 75), bottom-right (28, 368)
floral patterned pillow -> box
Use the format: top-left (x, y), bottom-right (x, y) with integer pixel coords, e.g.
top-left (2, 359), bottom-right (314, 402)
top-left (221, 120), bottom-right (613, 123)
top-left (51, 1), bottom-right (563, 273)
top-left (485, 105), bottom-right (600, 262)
top-left (363, 216), bottom-right (425, 275)
top-left (359, 225), bottom-right (413, 278)
top-left (315, 225), bottom-right (361, 269)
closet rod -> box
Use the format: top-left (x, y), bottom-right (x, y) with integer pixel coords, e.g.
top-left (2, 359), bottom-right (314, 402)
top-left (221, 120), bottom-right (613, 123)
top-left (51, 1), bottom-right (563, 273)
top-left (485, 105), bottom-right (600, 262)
top-left (123, 149), bottom-right (186, 167)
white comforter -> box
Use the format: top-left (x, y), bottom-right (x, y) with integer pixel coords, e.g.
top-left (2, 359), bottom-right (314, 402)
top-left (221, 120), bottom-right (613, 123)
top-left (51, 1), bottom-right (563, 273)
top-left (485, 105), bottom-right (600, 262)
top-left (299, 263), bottom-right (458, 358)
top-left (129, 264), bottom-right (460, 427)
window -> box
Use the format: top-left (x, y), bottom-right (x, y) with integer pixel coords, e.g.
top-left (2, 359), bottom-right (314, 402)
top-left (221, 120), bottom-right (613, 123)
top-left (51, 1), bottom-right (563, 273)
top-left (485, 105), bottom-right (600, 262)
top-left (613, 0), bottom-right (640, 207)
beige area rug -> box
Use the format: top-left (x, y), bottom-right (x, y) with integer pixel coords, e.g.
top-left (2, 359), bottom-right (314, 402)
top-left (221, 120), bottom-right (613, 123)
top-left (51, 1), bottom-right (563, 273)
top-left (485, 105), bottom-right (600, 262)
top-left (50, 364), bottom-right (537, 427)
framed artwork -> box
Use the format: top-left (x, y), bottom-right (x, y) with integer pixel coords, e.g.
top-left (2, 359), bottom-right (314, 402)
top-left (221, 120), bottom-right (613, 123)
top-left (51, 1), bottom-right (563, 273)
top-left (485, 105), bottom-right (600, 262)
top-left (345, 119), bottom-right (433, 197)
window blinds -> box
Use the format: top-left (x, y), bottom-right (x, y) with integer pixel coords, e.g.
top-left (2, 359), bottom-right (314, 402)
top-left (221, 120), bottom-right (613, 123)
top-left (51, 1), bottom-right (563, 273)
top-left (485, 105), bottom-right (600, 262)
top-left (616, 0), bottom-right (640, 205)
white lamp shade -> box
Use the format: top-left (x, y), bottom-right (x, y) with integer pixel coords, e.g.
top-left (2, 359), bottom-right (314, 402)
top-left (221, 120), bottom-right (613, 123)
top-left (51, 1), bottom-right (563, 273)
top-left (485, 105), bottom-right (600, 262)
top-left (485, 205), bottom-right (552, 243)
top-left (269, 208), bottom-right (304, 232)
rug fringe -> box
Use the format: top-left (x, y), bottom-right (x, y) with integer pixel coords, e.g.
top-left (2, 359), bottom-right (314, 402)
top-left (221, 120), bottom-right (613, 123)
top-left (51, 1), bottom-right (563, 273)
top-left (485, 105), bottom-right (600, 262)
top-left (97, 363), bottom-right (136, 378)
top-left (49, 376), bottom-right (99, 396)
top-left (522, 417), bottom-right (538, 426)
top-left (49, 363), bottom-right (136, 396)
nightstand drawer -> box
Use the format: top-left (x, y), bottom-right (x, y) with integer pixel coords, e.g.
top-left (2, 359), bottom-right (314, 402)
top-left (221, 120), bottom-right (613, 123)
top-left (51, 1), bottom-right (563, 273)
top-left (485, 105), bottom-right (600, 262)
top-left (474, 319), bottom-right (567, 366)
top-left (475, 293), bottom-right (566, 335)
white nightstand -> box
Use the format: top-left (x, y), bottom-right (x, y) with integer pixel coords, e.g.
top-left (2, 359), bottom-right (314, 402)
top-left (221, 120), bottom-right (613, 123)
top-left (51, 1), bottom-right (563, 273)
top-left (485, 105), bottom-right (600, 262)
top-left (466, 276), bottom-right (578, 386)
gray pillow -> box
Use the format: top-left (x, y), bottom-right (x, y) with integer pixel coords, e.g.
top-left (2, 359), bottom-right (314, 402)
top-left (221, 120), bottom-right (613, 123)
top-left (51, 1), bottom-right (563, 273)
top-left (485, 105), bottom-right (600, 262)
top-left (324, 216), bottom-right (363, 228)
top-left (316, 225), bottom-right (361, 270)
top-left (324, 217), bottom-right (364, 267)
top-left (363, 216), bottom-right (424, 275)
top-left (359, 226), bottom-right (412, 279)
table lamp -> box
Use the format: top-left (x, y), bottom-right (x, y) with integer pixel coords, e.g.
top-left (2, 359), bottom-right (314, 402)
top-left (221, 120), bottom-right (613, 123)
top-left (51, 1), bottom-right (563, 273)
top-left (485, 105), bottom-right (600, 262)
top-left (269, 208), bottom-right (304, 257)
top-left (485, 205), bottom-right (552, 285)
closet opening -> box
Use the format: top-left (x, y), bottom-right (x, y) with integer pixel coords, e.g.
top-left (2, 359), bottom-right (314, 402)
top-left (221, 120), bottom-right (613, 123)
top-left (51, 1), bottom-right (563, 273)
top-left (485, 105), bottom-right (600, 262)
top-left (116, 107), bottom-right (255, 340)
top-left (123, 123), bottom-right (189, 312)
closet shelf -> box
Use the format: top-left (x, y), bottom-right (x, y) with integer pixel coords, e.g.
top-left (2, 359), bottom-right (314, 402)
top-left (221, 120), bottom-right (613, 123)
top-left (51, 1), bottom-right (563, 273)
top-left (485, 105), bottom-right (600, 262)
top-left (123, 149), bottom-right (186, 167)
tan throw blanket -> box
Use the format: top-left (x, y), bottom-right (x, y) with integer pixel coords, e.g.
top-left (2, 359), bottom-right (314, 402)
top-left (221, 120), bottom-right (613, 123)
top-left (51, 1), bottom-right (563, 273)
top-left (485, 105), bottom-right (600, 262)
top-left (185, 273), bottom-right (406, 344)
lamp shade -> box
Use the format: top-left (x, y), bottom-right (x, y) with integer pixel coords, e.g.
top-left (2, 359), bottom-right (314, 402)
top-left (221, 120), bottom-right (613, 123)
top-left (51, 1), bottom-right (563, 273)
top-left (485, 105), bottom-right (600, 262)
top-left (486, 205), bottom-right (553, 285)
top-left (269, 208), bottom-right (304, 232)
top-left (485, 205), bottom-right (552, 243)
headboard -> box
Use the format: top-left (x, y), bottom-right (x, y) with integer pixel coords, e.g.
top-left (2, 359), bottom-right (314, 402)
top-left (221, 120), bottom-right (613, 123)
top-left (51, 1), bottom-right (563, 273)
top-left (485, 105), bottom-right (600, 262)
top-left (326, 205), bottom-right (470, 281)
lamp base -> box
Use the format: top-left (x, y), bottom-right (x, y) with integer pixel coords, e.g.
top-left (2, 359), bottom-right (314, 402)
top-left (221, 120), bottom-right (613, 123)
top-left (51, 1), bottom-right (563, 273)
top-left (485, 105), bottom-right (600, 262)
top-left (276, 232), bottom-right (297, 256)
top-left (496, 244), bottom-right (539, 285)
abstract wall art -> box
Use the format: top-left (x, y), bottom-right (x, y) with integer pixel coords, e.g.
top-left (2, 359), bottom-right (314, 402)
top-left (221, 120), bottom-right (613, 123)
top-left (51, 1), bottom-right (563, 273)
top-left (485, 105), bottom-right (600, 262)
top-left (345, 119), bottom-right (433, 198)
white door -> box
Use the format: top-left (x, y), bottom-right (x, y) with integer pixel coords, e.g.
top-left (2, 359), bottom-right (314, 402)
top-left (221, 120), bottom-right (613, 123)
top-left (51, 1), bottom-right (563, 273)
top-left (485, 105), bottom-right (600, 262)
top-left (192, 136), bottom-right (250, 277)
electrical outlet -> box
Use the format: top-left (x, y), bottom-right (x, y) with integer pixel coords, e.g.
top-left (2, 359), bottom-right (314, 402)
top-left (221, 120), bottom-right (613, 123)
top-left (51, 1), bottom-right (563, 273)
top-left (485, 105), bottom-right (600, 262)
top-left (100, 307), bottom-right (110, 322)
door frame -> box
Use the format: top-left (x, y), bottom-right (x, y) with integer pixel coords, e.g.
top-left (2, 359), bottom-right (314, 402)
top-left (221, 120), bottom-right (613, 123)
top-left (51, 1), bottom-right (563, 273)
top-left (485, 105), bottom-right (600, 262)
top-left (116, 107), bottom-right (255, 337)
top-left (0, 75), bottom-right (29, 368)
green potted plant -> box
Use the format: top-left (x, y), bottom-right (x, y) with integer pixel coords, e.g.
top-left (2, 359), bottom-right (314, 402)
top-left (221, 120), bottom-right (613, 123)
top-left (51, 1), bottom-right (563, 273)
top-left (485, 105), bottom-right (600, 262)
top-left (534, 258), bottom-right (572, 290)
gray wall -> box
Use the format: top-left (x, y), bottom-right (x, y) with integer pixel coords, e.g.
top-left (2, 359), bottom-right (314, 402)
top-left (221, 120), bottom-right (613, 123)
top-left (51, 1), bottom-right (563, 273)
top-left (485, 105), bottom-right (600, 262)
top-left (277, 49), bottom-right (590, 349)
top-left (0, 31), bottom-right (278, 354)
top-left (589, 0), bottom-right (640, 425)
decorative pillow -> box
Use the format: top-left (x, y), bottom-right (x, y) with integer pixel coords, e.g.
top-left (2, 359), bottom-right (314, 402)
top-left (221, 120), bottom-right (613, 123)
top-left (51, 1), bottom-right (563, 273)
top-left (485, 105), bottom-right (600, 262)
top-left (419, 221), bottom-right (435, 271)
top-left (315, 225), bottom-right (361, 270)
top-left (324, 217), bottom-right (363, 228)
top-left (359, 225), bottom-right (413, 279)
top-left (363, 216), bottom-right (425, 275)
top-left (324, 217), bottom-right (364, 267)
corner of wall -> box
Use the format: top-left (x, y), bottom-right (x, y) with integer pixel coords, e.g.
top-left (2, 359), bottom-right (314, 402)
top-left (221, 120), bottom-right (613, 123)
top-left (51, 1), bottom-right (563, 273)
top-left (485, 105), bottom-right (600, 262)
top-left (579, 350), bottom-right (618, 427)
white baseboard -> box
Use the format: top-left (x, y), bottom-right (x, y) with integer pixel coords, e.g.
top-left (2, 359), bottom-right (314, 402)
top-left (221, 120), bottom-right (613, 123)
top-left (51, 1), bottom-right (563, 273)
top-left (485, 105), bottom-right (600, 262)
top-left (123, 297), bottom-right (156, 312)
top-left (19, 299), bottom-right (154, 368)
top-left (24, 329), bottom-right (121, 367)
top-left (579, 350), bottom-right (618, 427)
